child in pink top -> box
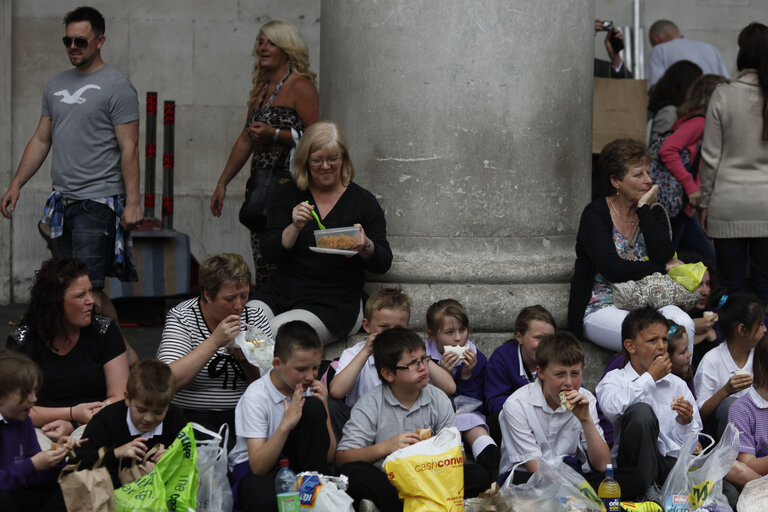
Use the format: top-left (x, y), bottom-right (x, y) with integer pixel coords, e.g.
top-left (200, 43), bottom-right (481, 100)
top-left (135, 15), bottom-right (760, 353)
top-left (659, 74), bottom-right (729, 261)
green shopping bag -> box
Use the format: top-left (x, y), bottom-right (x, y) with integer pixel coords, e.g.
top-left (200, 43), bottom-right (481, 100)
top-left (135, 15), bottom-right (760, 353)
top-left (115, 423), bottom-right (199, 512)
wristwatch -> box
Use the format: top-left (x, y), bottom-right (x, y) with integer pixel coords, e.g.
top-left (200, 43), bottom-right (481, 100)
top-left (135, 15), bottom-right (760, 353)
top-left (363, 238), bottom-right (372, 251)
top-left (273, 128), bottom-right (280, 142)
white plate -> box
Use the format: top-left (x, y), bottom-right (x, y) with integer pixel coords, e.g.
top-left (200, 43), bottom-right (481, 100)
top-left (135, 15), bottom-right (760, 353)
top-left (309, 246), bottom-right (357, 256)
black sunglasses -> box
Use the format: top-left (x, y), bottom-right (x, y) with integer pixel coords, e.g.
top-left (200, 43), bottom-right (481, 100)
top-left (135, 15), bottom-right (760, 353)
top-left (62, 36), bottom-right (99, 49)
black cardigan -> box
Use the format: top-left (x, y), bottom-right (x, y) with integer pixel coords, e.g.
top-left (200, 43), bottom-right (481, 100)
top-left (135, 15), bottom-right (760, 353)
top-left (568, 198), bottom-right (674, 338)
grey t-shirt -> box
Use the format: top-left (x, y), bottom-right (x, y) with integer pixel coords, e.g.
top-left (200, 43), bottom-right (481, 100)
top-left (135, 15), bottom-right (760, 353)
top-left (337, 383), bottom-right (456, 469)
top-left (42, 64), bottom-right (139, 199)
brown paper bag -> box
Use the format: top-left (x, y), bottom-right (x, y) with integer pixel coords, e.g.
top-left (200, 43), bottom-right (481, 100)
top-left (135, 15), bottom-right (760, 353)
top-left (592, 77), bottom-right (648, 153)
top-left (117, 444), bottom-right (162, 486)
top-left (58, 447), bottom-right (116, 512)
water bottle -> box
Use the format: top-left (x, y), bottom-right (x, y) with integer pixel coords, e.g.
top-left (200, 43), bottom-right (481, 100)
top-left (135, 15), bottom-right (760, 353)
top-left (275, 458), bottom-right (300, 512)
top-left (598, 463), bottom-right (621, 512)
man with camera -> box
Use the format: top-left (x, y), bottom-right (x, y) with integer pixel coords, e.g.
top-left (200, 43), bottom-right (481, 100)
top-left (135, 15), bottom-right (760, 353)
top-left (594, 19), bottom-right (633, 79)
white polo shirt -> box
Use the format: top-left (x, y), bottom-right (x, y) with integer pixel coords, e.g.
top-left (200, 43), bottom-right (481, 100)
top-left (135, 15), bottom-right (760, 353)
top-left (499, 380), bottom-right (602, 475)
top-left (229, 369), bottom-right (294, 469)
top-left (336, 341), bottom-right (382, 408)
top-left (597, 363), bottom-right (702, 460)
top-left (694, 341), bottom-right (754, 409)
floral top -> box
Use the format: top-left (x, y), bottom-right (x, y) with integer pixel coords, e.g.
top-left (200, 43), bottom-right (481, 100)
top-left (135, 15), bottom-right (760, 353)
top-left (585, 226), bottom-right (648, 316)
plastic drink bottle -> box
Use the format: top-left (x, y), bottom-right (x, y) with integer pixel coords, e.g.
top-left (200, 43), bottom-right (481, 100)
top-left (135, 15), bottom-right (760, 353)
top-left (598, 463), bottom-right (621, 512)
top-left (275, 458), bottom-right (300, 512)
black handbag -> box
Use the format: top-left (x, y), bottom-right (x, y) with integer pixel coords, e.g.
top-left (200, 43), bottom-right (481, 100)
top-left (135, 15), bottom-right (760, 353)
top-left (238, 147), bottom-right (290, 232)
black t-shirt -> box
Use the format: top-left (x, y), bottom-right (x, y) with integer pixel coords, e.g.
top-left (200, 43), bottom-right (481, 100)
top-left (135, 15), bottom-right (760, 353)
top-left (6, 315), bottom-right (126, 407)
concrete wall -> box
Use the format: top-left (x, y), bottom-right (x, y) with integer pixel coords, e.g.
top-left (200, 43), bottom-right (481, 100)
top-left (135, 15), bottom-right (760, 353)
top-left (593, 0), bottom-right (766, 78)
top-left (2, 0), bottom-right (320, 303)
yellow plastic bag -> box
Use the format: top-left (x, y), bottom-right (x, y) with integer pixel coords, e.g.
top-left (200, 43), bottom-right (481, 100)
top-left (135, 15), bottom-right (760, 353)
top-left (668, 262), bottom-right (707, 292)
top-left (382, 427), bottom-right (464, 512)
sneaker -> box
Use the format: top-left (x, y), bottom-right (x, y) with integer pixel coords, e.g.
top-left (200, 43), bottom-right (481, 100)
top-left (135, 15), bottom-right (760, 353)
top-left (476, 444), bottom-right (501, 483)
top-left (359, 499), bottom-right (380, 512)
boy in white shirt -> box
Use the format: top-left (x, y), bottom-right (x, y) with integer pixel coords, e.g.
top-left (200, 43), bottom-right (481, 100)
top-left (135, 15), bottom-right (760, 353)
top-left (329, 288), bottom-right (454, 438)
top-left (596, 306), bottom-right (702, 494)
top-left (228, 321), bottom-right (335, 511)
top-left (500, 332), bottom-right (644, 498)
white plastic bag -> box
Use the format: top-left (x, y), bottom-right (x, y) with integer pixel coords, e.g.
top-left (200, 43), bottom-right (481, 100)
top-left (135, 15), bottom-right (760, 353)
top-left (737, 473), bottom-right (768, 511)
top-left (497, 458), bottom-right (603, 512)
top-left (233, 324), bottom-right (274, 375)
top-left (297, 472), bottom-right (354, 511)
top-left (661, 424), bottom-right (739, 512)
top-left (192, 423), bottom-right (233, 512)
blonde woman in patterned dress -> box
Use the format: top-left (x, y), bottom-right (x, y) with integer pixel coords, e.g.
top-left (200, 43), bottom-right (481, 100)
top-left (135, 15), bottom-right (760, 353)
top-left (211, 20), bottom-right (318, 286)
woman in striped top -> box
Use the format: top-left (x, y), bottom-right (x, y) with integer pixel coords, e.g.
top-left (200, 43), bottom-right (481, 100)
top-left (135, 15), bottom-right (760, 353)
top-left (156, 253), bottom-right (271, 440)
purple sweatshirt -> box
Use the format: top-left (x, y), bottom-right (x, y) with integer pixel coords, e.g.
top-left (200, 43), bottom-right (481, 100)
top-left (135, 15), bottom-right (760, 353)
top-left (484, 340), bottom-right (533, 415)
top-left (0, 416), bottom-right (60, 490)
top-left (426, 339), bottom-right (487, 404)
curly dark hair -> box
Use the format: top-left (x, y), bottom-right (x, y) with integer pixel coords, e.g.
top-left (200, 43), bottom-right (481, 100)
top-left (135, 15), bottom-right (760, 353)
top-left (23, 258), bottom-right (91, 349)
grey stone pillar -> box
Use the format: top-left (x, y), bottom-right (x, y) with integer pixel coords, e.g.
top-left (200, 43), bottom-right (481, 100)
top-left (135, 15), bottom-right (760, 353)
top-left (320, 1), bottom-right (596, 364)
top-left (0, 0), bottom-right (11, 304)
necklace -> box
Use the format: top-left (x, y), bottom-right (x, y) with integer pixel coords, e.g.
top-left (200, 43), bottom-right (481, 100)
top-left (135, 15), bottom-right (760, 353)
top-left (608, 198), bottom-right (636, 227)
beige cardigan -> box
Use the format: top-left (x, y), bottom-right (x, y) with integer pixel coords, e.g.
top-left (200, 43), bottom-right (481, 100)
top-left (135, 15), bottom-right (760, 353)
top-left (700, 70), bottom-right (768, 238)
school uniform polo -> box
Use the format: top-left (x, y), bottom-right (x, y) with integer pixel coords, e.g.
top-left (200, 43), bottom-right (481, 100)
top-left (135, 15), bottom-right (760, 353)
top-left (337, 383), bottom-right (456, 469)
top-left (336, 341), bottom-right (382, 408)
top-left (499, 380), bottom-right (603, 475)
top-left (693, 342), bottom-right (754, 409)
top-left (728, 387), bottom-right (768, 458)
top-left (596, 363), bottom-right (701, 460)
top-left (229, 369), bottom-right (304, 469)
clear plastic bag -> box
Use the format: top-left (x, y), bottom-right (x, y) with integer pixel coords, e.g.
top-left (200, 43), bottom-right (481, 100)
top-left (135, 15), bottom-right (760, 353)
top-left (192, 423), bottom-right (233, 512)
top-left (297, 472), bottom-right (354, 511)
top-left (737, 473), bottom-right (768, 510)
top-left (661, 425), bottom-right (739, 512)
top-left (494, 458), bottom-right (604, 512)
top-left (233, 324), bottom-right (275, 375)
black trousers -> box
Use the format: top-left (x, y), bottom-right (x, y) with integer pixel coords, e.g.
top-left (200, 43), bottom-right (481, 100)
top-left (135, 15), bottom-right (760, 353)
top-left (0, 483), bottom-right (66, 512)
top-left (617, 403), bottom-right (677, 490)
top-left (238, 397), bottom-right (331, 512)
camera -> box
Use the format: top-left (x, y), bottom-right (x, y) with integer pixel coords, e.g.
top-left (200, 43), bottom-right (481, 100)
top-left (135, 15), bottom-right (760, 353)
top-left (600, 20), bottom-right (614, 32)
top-left (599, 20), bottom-right (624, 54)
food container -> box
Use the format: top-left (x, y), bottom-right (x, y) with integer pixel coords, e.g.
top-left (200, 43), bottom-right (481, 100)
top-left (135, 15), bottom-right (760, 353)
top-left (314, 226), bottom-right (360, 250)
top-left (234, 325), bottom-right (274, 375)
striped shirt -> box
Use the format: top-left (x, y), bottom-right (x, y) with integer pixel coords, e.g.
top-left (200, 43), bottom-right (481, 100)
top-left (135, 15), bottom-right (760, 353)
top-left (157, 297), bottom-right (272, 410)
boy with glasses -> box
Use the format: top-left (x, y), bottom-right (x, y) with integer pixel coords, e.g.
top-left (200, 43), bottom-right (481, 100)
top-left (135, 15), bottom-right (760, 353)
top-left (335, 327), bottom-right (457, 511)
top-left (1, 6), bottom-right (142, 366)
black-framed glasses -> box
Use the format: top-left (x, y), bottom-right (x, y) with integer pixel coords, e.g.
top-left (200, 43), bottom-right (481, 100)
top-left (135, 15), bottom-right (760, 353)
top-left (394, 355), bottom-right (431, 372)
top-left (62, 36), bottom-right (99, 49)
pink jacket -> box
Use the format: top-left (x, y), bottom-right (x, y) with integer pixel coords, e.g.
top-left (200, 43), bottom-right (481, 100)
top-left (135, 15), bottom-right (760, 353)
top-left (659, 113), bottom-right (705, 217)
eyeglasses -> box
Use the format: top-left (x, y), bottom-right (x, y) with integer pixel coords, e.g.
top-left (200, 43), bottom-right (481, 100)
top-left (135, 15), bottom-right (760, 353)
top-left (309, 155), bottom-right (342, 167)
top-left (62, 36), bottom-right (99, 49)
top-left (394, 355), bottom-right (431, 372)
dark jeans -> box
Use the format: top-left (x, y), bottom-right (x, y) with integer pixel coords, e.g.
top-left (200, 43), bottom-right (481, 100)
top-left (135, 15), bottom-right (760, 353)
top-left (0, 483), bottom-right (66, 512)
top-left (714, 237), bottom-right (768, 304)
top-left (180, 407), bottom-right (236, 450)
top-left (42, 199), bottom-right (116, 288)
top-left (235, 397), bottom-right (330, 512)
top-left (671, 213), bottom-right (716, 265)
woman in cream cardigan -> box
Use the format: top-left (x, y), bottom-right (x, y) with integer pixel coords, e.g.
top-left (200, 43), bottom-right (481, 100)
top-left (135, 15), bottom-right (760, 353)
top-left (700, 22), bottom-right (768, 304)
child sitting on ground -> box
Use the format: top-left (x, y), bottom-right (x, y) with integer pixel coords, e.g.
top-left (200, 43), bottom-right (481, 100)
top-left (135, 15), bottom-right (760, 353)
top-left (229, 321), bottom-right (334, 512)
top-left (728, 334), bottom-right (768, 486)
top-left (329, 288), bottom-right (454, 439)
top-left (667, 322), bottom-right (695, 396)
top-left (596, 306), bottom-right (702, 496)
top-left (0, 350), bottom-right (82, 512)
top-left (695, 293), bottom-right (765, 439)
top-left (485, 305), bottom-right (556, 443)
top-left (499, 332), bottom-right (645, 497)
top-left (336, 327), bottom-right (457, 511)
top-left (75, 358), bottom-right (188, 487)
top-left (425, 299), bottom-right (500, 484)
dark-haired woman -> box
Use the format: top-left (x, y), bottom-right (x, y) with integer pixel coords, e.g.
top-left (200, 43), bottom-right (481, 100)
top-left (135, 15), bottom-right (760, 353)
top-left (700, 22), bottom-right (768, 304)
top-left (648, 60), bottom-right (702, 141)
top-left (6, 258), bottom-right (128, 444)
top-left (568, 138), bottom-right (695, 352)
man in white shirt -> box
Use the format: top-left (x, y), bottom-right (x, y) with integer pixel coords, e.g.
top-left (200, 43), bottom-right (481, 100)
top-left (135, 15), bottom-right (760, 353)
top-left (596, 307), bottom-right (702, 493)
top-left (646, 19), bottom-right (729, 89)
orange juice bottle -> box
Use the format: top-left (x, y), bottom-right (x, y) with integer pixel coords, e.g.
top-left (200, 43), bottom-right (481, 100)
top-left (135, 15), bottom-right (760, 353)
top-left (598, 463), bottom-right (621, 512)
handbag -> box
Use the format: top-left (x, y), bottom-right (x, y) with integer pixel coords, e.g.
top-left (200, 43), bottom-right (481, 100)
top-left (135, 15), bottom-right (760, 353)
top-left (59, 447), bottom-right (116, 512)
top-left (238, 146), bottom-right (291, 232)
top-left (612, 272), bottom-right (700, 311)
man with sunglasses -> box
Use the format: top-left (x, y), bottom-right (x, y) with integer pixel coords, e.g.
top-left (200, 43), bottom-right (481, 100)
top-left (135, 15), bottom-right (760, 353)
top-left (1, 7), bottom-right (141, 361)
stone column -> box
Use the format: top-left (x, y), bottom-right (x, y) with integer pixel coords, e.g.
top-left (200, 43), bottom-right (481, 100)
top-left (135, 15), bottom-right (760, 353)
top-left (0, 0), bottom-right (11, 304)
top-left (320, 0), bottom-right (595, 362)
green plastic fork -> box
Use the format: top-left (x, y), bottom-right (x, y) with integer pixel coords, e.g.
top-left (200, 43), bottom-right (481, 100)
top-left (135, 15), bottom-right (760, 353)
top-left (304, 201), bottom-right (326, 229)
